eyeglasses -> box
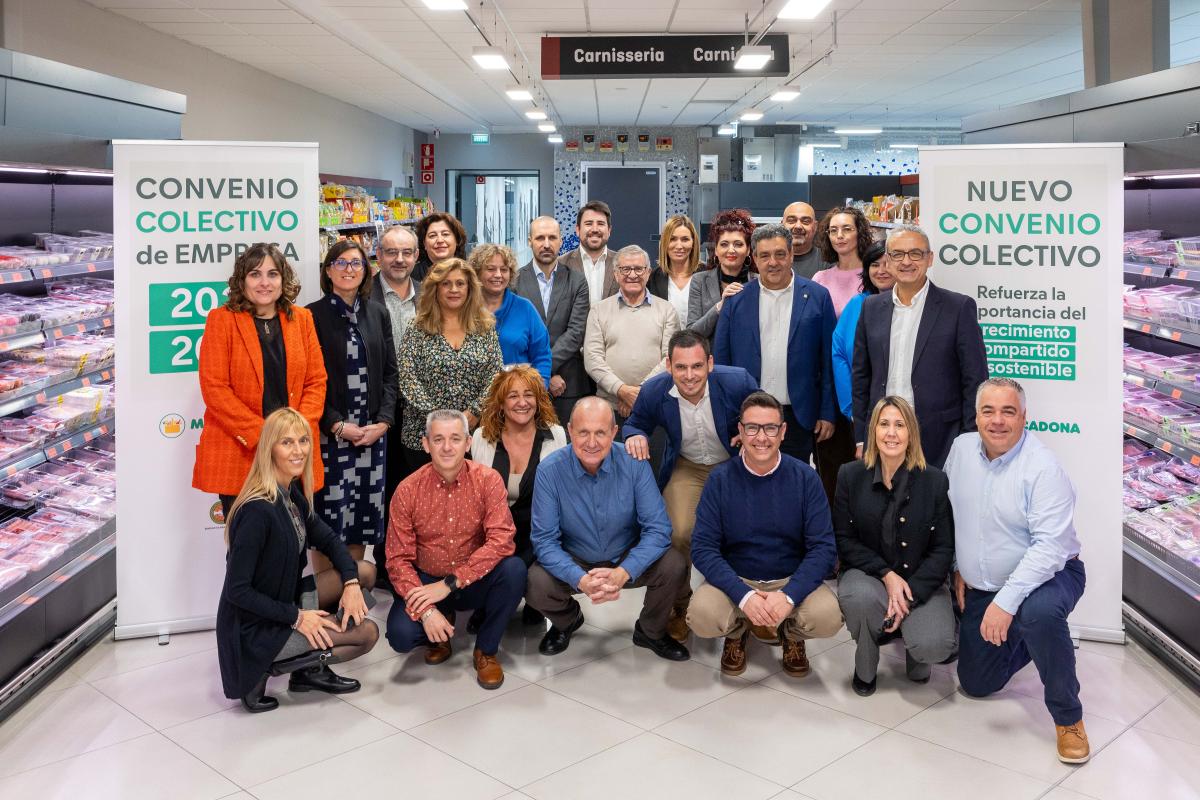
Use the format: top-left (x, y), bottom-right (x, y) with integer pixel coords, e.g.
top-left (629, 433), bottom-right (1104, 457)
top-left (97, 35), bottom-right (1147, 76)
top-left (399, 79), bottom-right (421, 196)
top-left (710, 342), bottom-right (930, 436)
top-left (617, 266), bottom-right (648, 276)
top-left (886, 249), bottom-right (929, 262)
top-left (331, 259), bottom-right (366, 272)
top-left (380, 248), bottom-right (416, 259)
top-left (741, 423), bottom-right (782, 437)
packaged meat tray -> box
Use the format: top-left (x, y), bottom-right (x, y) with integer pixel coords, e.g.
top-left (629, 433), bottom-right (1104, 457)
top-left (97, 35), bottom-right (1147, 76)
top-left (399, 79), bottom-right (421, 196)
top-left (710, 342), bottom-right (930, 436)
top-left (3, 539), bottom-right (67, 571)
top-left (0, 530), bottom-right (29, 554)
top-left (0, 561), bottom-right (27, 591)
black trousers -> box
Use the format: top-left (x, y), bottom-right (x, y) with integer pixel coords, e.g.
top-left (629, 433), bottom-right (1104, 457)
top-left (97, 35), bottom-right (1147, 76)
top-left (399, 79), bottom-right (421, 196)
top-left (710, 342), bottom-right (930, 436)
top-left (781, 405), bottom-right (815, 463)
top-left (814, 414), bottom-right (856, 505)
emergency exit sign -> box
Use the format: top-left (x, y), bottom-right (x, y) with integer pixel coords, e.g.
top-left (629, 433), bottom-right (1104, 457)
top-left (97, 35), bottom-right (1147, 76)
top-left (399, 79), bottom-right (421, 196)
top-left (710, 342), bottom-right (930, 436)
top-left (471, 132), bottom-right (491, 144)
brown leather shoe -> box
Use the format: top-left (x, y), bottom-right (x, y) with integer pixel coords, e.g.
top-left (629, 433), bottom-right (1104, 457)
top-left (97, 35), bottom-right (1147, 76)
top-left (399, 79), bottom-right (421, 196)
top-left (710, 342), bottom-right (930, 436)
top-left (720, 631), bottom-right (750, 676)
top-left (750, 624), bottom-right (781, 646)
top-left (1056, 720), bottom-right (1090, 764)
top-left (667, 606), bottom-right (690, 643)
top-left (424, 640), bottom-right (452, 665)
top-left (473, 648), bottom-right (505, 690)
top-left (781, 637), bottom-right (810, 677)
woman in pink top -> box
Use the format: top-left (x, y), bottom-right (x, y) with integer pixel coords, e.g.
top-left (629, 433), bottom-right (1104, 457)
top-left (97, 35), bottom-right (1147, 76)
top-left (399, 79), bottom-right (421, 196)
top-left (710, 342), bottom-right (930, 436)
top-left (810, 205), bottom-right (876, 504)
top-left (813, 206), bottom-right (876, 317)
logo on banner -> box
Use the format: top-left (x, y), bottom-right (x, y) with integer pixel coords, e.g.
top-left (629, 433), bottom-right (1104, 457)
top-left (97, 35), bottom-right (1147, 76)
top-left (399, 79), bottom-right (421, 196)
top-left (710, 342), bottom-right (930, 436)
top-left (159, 413), bottom-right (185, 438)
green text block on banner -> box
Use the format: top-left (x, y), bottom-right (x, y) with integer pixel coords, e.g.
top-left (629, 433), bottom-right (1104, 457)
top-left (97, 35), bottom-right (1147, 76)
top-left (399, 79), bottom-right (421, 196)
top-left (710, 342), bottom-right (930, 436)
top-left (148, 282), bottom-right (229, 327)
top-left (148, 328), bottom-right (204, 374)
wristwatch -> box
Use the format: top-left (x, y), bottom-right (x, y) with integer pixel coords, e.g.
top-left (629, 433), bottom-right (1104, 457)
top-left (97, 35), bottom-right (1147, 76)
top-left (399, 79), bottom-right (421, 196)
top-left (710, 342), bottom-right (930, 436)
top-left (443, 574), bottom-right (458, 592)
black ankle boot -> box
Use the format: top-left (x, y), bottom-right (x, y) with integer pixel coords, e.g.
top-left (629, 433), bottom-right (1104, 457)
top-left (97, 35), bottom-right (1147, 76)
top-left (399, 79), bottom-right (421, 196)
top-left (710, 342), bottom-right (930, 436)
top-left (241, 675), bottom-right (278, 713)
top-left (289, 663), bottom-right (361, 695)
top-left (269, 648), bottom-right (333, 677)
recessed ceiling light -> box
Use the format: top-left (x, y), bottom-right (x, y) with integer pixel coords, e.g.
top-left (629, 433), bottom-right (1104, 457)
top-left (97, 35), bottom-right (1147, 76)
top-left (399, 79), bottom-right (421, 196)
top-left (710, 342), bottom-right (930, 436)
top-left (717, 125), bottom-right (737, 136)
top-left (734, 46), bottom-right (774, 70)
top-left (889, 143), bottom-right (919, 149)
top-left (505, 86), bottom-right (533, 101)
top-left (548, 134), bottom-right (563, 143)
top-left (422, 0), bottom-right (467, 9)
top-left (740, 110), bottom-right (765, 121)
top-left (525, 109), bottom-right (547, 120)
top-left (777, 0), bottom-right (832, 19)
top-left (538, 122), bottom-right (556, 132)
top-left (771, 90), bottom-right (800, 102)
top-left (472, 46), bottom-right (509, 70)
top-left (833, 127), bottom-right (882, 135)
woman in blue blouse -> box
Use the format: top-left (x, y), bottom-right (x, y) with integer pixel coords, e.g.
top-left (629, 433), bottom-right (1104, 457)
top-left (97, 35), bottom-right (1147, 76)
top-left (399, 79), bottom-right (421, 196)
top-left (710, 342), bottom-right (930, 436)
top-left (832, 242), bottom-right (890, 422)
top-left (470, 243), bottom-right (552, 386)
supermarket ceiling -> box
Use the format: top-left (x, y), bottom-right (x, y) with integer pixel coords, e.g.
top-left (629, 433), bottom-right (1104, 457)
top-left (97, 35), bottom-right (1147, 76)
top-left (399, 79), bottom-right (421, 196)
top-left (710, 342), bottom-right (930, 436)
top-left (83, 0), bottom-right (1200, 134)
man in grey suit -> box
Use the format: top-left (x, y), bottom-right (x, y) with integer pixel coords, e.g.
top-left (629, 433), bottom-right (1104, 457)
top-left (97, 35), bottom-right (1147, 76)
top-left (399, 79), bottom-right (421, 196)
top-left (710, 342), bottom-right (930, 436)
top-left (515, 216), bottom-right (592, 425)
top-left (367, 224), bottom-right (422, 594)
top-left (558, 200), bottom-right (619, 304)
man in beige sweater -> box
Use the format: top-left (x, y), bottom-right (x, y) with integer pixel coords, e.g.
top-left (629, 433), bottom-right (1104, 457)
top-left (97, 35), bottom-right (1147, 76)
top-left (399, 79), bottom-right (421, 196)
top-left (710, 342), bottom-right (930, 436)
top-left (584, 245), bottom-right (680, 461)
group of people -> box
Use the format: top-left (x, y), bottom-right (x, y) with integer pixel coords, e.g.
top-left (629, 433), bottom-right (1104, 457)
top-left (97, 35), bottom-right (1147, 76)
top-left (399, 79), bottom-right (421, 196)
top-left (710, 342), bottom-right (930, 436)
top-left (200, 200), bottom-right (1091, 765)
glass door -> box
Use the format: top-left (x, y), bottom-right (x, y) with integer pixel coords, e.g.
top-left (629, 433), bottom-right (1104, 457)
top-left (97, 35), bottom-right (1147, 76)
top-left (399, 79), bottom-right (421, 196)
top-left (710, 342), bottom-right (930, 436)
top-left (448, 170), bottom-right (539, 265)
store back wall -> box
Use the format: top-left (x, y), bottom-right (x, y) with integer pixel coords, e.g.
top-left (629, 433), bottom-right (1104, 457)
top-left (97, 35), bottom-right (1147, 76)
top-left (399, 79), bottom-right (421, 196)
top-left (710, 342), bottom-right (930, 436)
top-left (1, 0), bottom-right (416, 188)
top-left (426, 133), bottom-right (554, 222)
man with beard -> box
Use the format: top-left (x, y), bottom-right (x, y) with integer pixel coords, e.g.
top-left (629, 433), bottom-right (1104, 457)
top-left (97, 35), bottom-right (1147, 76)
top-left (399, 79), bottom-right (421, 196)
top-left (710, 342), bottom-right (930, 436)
top-left (516, 216), bottom-right (591, 425)
top-left (783, 201), bottom-right (824, 279)
top-left (560, 201), bottom-right (619, 304)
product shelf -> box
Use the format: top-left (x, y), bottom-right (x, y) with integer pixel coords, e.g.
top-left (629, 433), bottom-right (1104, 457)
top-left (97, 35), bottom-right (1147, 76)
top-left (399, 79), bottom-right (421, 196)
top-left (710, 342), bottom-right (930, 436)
top-left (0, 529), bottom-right (114, 620)
top-left (1123, 367), bottom-right (1200, 407)
top-left (1124, 260), bottom-right (1200, 286)
top-left (0, 270), bottom-right (34, 286)
top-left (0, 313), bottom-right (114, 353)
top-left (1123, 526), bottom-right (1200, 598)
top-left (0, 367), bottom-right (114, 419)
top-left (1123, 316), bottom-right (1200, 348)
top-left (319, 219), bottom-right (418, 232)
top-left (1123, 416), bottom-right (1200, 466)
top-left (0, 414), bottom-right (115, 477)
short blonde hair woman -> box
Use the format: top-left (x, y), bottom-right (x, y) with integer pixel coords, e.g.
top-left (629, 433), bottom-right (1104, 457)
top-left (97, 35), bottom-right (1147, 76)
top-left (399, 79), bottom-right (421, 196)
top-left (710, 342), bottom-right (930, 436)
top-left (397, 258), bottom-right (504, 459)
top-left (216, 408), bottom-right (379, 714)
top-left (831, 395), bottom-right (955, 698)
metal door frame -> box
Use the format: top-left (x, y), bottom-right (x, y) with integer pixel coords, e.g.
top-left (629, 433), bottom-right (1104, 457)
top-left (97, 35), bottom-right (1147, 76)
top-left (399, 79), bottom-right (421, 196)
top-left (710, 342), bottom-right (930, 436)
top-left (579, 161), bottom-right (667, 229)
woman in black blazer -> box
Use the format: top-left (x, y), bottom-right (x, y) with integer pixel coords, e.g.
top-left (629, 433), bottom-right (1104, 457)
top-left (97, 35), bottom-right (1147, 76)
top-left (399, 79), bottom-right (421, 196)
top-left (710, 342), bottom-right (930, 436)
top-left (307, 240), bottom-right (398, 567)
top-left (833, 395), bottom-right (957, 697)
top-left (217, 407), bottom-right (379, 713)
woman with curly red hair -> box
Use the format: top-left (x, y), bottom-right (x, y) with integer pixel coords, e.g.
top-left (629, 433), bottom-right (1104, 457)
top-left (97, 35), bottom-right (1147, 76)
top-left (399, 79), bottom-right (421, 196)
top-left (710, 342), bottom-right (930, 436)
top-left (687, 208), bottom-right (755, 338)
top-left (193, 243), bottom-right (327, 517)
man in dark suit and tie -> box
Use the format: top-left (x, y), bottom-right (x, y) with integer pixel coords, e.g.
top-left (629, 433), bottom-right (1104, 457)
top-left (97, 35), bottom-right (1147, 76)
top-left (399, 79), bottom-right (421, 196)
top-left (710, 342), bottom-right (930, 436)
top-left (622, 329), bottom-right (759, 641)
top-left (515, 216), bottom-right (591, 426)
top-left (851, 224), bottom-right (988, 468)
top-left (714, 223), bottom-right (836, 464)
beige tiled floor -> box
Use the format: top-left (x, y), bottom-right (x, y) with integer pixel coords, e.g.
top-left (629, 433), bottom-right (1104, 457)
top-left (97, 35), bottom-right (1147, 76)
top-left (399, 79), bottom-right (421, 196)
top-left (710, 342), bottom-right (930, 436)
top-left (0, 587), bottom-right (1198, 800)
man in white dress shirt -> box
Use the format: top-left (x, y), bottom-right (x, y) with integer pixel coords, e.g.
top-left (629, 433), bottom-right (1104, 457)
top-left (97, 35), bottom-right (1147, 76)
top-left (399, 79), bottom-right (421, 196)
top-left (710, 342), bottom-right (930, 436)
top-left (559, 200), bottom-right (619, 304)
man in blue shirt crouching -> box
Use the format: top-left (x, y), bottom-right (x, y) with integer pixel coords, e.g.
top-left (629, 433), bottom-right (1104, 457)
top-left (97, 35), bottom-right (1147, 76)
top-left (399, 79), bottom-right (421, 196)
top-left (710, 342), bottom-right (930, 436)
top-left (527, 397), bottom-right (690, 661)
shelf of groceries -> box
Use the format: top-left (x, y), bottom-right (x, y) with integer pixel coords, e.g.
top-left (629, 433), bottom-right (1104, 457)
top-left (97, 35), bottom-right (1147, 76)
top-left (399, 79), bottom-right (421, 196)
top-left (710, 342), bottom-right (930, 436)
top-left (0, 229), bottom-right (116, 620)
top-left (318, 183), bottom-right (433, 259)
top-left (1122, 228), bottom-right (1200, 590)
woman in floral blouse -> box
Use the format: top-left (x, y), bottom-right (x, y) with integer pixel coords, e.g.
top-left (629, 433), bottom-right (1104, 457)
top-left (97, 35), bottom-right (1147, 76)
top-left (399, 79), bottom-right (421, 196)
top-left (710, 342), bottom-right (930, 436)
top-left (397, 257), bottom-right (504, 470)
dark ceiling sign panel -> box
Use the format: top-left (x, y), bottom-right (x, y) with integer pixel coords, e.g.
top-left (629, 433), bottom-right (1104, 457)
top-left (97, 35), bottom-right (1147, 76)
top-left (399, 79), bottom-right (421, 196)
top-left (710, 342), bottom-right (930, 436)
top-left (541, 34), bottom-right (790, 79)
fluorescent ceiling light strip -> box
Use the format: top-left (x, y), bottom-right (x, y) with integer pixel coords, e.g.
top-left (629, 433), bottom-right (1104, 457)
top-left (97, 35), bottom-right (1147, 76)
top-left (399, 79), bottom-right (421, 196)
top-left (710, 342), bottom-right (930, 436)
top-left (833, 127), bottom-right (882, 135)
top-left (889, 144), bottom-right (919, 149)
top-left (717, 125), bottom-right (737, 135)
top-left (525, 109), bottom-right (547, 120)
top-left (778, 0), bottom-right (833, 20)
top-left (537, 122), bottom-right (556, 132)
top-left (423, 0), bottom-right (467, 10)
top-left (0, 166), bottom-right (50, 174)
top-left (771, 90), bottom-right (800, 102)
top-left (506, 86), bottom-right (533, 101)
top-left (810, 143), bottom-right (842, 148)
top-left (548, 134), bottom-right (563, 143)
top-left (740, 110), bottom-right (764, 121)
top-left (472, 47), bottom-right (509, 70)
top-left (734, 46), bottom-right (773, 70)
top-left (1150, 173), bottom-right (1200, 180)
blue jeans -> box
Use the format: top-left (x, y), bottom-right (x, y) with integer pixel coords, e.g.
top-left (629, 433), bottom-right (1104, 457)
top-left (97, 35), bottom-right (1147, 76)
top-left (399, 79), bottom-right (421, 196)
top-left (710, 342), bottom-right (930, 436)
top-left (957, 558), bottom-right (1086, 725)
top-left (386, 556), bottom-right (527, 656)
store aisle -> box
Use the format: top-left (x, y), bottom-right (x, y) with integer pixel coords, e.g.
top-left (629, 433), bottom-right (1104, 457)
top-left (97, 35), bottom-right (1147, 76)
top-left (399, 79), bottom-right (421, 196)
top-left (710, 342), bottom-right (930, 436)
top-left (0, 587), bottom-right (1198, 800)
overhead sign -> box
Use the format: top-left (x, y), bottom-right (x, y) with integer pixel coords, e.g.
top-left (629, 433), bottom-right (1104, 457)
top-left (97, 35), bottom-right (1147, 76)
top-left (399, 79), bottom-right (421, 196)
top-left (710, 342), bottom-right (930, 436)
top-left (542, 34), bottom-right (789, 79)
top-left (471, 132), bottom-right (490, 145)
top-left (921, 143), bottom-right (1124, 641)
top-left (112, 139), bottom-right (319, 639)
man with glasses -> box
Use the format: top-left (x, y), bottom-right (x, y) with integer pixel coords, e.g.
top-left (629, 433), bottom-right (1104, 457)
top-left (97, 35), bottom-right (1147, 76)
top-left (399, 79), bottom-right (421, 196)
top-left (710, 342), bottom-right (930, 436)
top-left (687, 391), bottom-right (842, 677)
top-left (851, 224), bottom-right (988, 467)
top-left (584, 244), bottom-right (680, 470)
top-left (782, 201), bottom-right (823, 279)
top-left (368, 224), bottom-right (422, 593)
top-left (714, 223), bottom-right (837, 464)
top-left (515, 216), bottom-right (591, 426)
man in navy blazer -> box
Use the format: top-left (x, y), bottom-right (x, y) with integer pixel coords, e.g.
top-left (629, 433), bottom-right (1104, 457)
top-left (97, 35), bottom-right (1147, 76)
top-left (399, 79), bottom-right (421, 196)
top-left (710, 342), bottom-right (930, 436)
top-left (623, 329), bottom-right (758, 641)
top-left (851, 224), bottom-right (988, 468)
top-left (714, 223), bottom-right (836, 464)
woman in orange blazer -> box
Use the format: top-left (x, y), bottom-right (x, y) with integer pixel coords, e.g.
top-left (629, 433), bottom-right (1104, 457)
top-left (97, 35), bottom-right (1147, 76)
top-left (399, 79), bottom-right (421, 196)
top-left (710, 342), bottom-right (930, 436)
top-left (193, 243), bottom-right (327, 515)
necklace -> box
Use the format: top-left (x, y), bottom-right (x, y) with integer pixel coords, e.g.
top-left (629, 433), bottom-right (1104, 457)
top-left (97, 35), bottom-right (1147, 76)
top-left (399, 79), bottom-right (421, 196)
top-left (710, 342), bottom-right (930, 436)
top-left (257, 314), bottom-right (275, 335)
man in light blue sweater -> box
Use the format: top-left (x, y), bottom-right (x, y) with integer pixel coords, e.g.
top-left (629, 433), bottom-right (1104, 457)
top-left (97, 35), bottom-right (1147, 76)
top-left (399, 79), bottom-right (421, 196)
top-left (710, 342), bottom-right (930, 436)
top-left (687, 391), bottom-right (843, 677)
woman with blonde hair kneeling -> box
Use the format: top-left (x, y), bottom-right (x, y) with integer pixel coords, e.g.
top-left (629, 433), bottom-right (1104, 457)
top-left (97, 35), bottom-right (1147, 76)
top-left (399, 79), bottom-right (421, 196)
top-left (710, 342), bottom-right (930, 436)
top-left (833, 396), bottom-right (956, 697)
top-left (216, 407), bottom-right (379, 713)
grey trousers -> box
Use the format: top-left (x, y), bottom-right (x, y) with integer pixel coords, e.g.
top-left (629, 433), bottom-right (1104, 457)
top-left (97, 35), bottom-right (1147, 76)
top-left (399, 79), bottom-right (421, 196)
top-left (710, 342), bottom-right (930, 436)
top-left (837, 568), bottom-right (957, 682)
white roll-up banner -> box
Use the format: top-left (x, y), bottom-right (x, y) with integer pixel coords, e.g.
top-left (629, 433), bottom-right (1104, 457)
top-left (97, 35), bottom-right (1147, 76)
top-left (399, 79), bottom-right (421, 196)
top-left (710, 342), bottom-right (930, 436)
top-left (919, 143), bottom-right (1124, 641)
top-left (114, 141), bottom-right (320, 639)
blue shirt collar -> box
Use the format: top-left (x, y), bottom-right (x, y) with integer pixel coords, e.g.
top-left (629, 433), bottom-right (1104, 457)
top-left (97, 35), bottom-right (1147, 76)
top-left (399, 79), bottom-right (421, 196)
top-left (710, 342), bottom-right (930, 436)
top-left (977, 430), bottom-right (1028, 468)
top-left (617, 291), bottom-right (651, 308)
top-left (568, 443), bottom-right (617, 478)
top-left (534, 263), bottom-right (560, 283)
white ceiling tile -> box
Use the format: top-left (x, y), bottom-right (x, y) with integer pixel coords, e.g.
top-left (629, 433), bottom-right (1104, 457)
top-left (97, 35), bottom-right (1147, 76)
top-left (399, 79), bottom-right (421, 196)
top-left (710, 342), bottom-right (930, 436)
top-left (329, 6), bottom-right (420, 21)
top-left (233, 22), bottom-right (327, 36)
top-left (201, 9), bottom-right (308, 24)
top-left (182, 0), bottom-right (286, 7)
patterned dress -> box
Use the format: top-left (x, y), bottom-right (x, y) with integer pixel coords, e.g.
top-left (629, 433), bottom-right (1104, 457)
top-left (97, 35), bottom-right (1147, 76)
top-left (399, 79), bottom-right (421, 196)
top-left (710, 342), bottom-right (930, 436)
top-left (315, 295), bottom-right (386, 546)
top-left (397, 324), bottom-right (504, 450)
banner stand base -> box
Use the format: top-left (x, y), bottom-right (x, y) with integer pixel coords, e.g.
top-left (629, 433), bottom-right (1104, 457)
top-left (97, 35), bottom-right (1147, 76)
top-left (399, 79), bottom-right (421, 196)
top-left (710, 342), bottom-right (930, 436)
top-left (115, 614), bottom-right (215, 641)
top-left (1070, 624), bottom-right (1126, 645)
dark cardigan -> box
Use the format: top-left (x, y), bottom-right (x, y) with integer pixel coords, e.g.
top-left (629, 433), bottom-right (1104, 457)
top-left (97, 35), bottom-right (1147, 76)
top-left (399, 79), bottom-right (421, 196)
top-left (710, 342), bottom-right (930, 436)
top-left (832, 460), bottom-right (955, 604)
top-left (216, 485), bottom-right (357, 699)
top-left (306, 294), bottom-right (399, 436)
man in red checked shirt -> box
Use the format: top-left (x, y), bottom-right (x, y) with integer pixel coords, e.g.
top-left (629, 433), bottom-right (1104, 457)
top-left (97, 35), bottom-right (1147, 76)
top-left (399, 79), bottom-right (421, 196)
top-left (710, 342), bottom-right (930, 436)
top-left (384, 409), bottom-right (526, 689)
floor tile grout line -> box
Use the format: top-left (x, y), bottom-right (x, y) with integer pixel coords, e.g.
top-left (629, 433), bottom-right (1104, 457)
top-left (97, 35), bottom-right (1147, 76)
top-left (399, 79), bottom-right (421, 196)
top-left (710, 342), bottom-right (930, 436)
top-left (783, 725), bottom-right (893, 792)
top-left (73, 638), bottom-right (221, 685)
top-left (751, 671), bottom-right (959, 732)
top-left (331, 667), bottom-right (524, 732)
